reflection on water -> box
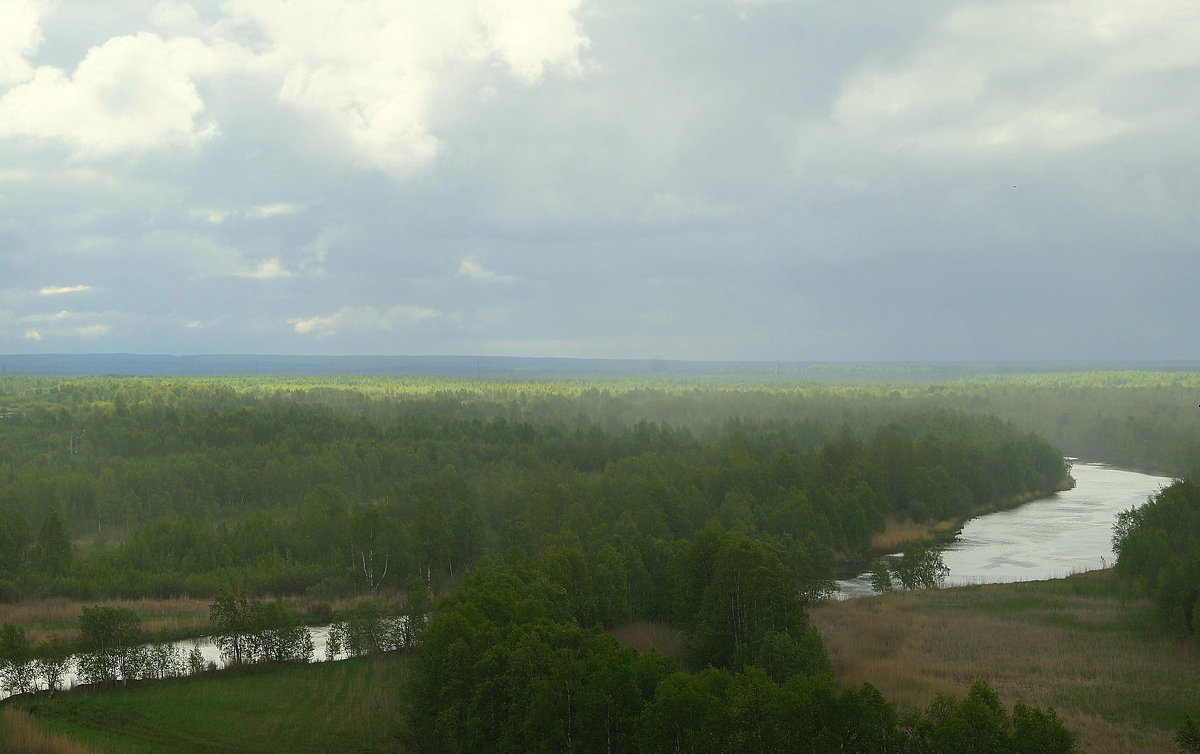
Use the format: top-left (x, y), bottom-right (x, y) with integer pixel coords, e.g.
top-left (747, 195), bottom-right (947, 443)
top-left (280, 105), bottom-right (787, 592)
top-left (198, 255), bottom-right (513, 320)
top-left (1, 625), bottom-right (343, 701)
top-left (836, 461), bottom-right (1171, 599)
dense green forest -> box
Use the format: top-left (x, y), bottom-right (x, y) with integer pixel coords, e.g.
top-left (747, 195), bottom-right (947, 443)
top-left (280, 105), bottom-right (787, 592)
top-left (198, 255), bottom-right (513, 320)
top-left (1114, 478), bottom-right (1200, 639)
top-left (0, 376), bottom-right (1066, 600)
top-left (4, 370), bottom-right (1197, 752)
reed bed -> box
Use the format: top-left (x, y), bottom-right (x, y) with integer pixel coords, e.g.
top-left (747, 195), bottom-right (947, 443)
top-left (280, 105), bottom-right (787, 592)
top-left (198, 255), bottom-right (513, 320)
top-left (811, 573), bottom-right (1200, 753)
top-left (1, 708), bottom-right (101, 754)
top-left (0, 597), bottom-right (213, 642)
top-left (868, 515), bottom-right (960, 552)
top-left (0, 594), bottom-right (371, 643)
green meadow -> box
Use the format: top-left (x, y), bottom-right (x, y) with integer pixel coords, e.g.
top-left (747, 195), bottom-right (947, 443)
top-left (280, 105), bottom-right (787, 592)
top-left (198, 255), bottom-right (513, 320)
top-left (4, 655), bottom-right (408, 753)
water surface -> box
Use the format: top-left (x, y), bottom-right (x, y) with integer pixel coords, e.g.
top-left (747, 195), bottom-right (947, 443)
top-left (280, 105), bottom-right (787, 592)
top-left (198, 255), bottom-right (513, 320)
top-left (836, 461), bottom-right (1171, 598)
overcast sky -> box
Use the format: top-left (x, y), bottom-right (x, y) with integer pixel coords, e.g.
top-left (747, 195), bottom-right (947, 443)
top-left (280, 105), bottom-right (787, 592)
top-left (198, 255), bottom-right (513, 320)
top-left (1, 0), bottom-right (1198, 361)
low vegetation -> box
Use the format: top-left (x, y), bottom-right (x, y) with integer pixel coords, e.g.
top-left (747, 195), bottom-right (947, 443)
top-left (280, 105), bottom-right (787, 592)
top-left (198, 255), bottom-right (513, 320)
top-left (811, 571), bottom-right (1199, 753)
top-left (6, 654), bottom-right (408, 753)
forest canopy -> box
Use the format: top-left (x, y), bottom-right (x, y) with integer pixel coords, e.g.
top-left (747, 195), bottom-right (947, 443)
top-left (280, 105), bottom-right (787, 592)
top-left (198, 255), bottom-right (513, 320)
top-left (0, 375), bottom-right (1067, 601)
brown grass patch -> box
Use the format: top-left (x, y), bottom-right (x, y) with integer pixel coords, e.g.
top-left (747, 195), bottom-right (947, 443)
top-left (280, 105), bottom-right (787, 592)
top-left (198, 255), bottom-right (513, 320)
top-left (869, 515), bottom-right (960, 552)
top-left (811, 577), bottom-right (1199, 754)
top-left (1, 708), bottom-right (100, 754)
top-left (0, 594), bottom-right (373, 644)
top-left (0, 596), bottom-right (214, 642)
top-left (609, 620), bottom-right (687, 659)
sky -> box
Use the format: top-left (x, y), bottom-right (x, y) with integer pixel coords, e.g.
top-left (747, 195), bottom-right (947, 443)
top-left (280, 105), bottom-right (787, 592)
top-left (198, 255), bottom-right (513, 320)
top-left (1, 0), bottom-right (1198, 362)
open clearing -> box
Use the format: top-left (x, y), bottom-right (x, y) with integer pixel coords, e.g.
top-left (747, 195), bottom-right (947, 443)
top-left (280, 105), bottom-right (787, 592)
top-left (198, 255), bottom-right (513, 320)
top-left (810, 571), bottom-right (1200, 754)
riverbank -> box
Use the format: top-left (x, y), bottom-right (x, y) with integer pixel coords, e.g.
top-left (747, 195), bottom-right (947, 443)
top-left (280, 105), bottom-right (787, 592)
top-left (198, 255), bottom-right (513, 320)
top-left (837, 473), bottom-right (1077, 576)
top-left (810, 570), bottom-right (1198, 754)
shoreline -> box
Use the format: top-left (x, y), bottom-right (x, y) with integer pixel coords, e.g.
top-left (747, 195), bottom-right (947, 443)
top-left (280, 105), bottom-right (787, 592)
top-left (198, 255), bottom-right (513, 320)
top-left (835, 472), bottom-right (1077, 578)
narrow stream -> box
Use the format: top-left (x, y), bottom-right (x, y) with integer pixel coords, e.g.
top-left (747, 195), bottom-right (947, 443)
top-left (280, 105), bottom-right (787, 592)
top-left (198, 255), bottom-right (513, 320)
top-left (836, 460), bottom-right (1172, 598)
top-left (1, 625), bottom-right (347, 700)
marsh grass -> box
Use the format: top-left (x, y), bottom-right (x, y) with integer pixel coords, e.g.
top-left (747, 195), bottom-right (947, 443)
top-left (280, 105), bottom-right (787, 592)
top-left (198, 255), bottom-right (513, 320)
top-left (0, 598), bottom-right (214, 643)
top-left (1, 708), bottom-right (101, 754)
top-left (811, 571), bottom-right (1200, 753)
top-left (0, 594), bottom-right (369, 644)
top-left (11, 654), bottom-right (409, 753)
top-left (869, 515), bottom-right (961, 552)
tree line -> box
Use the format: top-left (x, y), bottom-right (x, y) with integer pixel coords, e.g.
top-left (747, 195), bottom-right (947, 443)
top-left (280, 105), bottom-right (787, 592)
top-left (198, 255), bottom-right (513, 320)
top-left (0, 389), bottom-right (1065, 601)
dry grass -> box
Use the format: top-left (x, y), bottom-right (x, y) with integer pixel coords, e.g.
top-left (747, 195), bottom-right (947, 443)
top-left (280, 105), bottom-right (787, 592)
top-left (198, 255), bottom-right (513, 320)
top-left (0, 597), bottom-right (215, 643)
top-left (869, 515), bottom-right (960, 552)
top-left (609, 620), bottom-right (687, 660)
top-left (0, 593), bottom-right (379, 644)
top-left (1, 708), bottom-right (101, 754)
top-left (811, 574), bottom-right (1200, 753)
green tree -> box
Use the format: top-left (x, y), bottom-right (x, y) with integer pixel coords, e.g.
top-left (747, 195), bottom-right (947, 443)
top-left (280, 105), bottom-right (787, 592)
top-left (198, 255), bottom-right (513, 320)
top-left (0, 623), bottom-right (34, 695)
top-left (892, 544), bottom-right (950, 590)
top-left (33, 635), bottom-right (72, 693)
top-left (869, 561), bottom-right (895, 593)
top-left (249, 600), bottom-right (313, 664)
top-left (210, 590), bottom-right (254, 666)
top-left (77, 605), bottom-right (142, 684)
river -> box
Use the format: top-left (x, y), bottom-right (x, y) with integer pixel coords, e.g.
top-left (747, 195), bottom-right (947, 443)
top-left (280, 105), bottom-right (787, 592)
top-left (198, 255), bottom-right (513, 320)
top-left (0, 624), bottom-right (349, 701)
top-left (835, 460), bottom-right (1172, 598)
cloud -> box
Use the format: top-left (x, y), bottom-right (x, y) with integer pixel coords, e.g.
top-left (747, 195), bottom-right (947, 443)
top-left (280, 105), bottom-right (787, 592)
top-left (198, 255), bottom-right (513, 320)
top-left (458, 256), bottom-right (517, 283)
top-left (191, 208), bottom-right (234, 224)
top-left (475, 0), bottom-right (588, 83)
top-left (233, 258), bottom-right (293, 280)
top-left (0, 32), bottom-right (227, 156)
top-left (831, 0), bottom-right (1200, 154)
top-left (246, 202), bottom-right (305, 219)
top-left (289, 304), bottom-right (440, 336)
top-left (0, 0), bottom-right (46, 88)
top-left (39, 284), bottom-right (93, 295)
top-left (639, 192), bottom-right (739, 225)
top-left (223, 0), bottom-right (589, 174)
top-left (2, 309), bottom-right (114, 341)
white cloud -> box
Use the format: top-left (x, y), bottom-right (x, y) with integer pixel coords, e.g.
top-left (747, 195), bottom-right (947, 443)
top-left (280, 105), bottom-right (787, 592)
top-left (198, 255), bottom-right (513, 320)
top-left (190, 208), bottom-right (234, 224)
top-left (289, 304), bottom-right (440, 336)
top-left (458, 255), bottom-right (517, 283)
top-left (2, 309), bottom-right (114, 341)
top-left (0, 0), bottom-right (46, 89)
top-left (475, 0), bottom-right (588, 83)
top-left (223, 0), bottom-right (589, 174)
top-left (39, 284), bottom-right (93, 295)
top-left (832, 0), bottom-right (1200, 154)
top-left (246, 202), bottom-right (305, 219)
top-left (150, 0), bottom-right (201, 34)
top-left (233, 258), bottom-right (293, 279)
top-left (0, 32), bottom-right (228, 156)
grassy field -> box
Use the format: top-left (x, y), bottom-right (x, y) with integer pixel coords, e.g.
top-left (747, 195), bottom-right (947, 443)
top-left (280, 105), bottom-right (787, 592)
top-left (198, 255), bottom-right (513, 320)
top-left (4, 655), bottom-right (409, 753)
top-left (811, 571), bottom-right (1200, 753)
